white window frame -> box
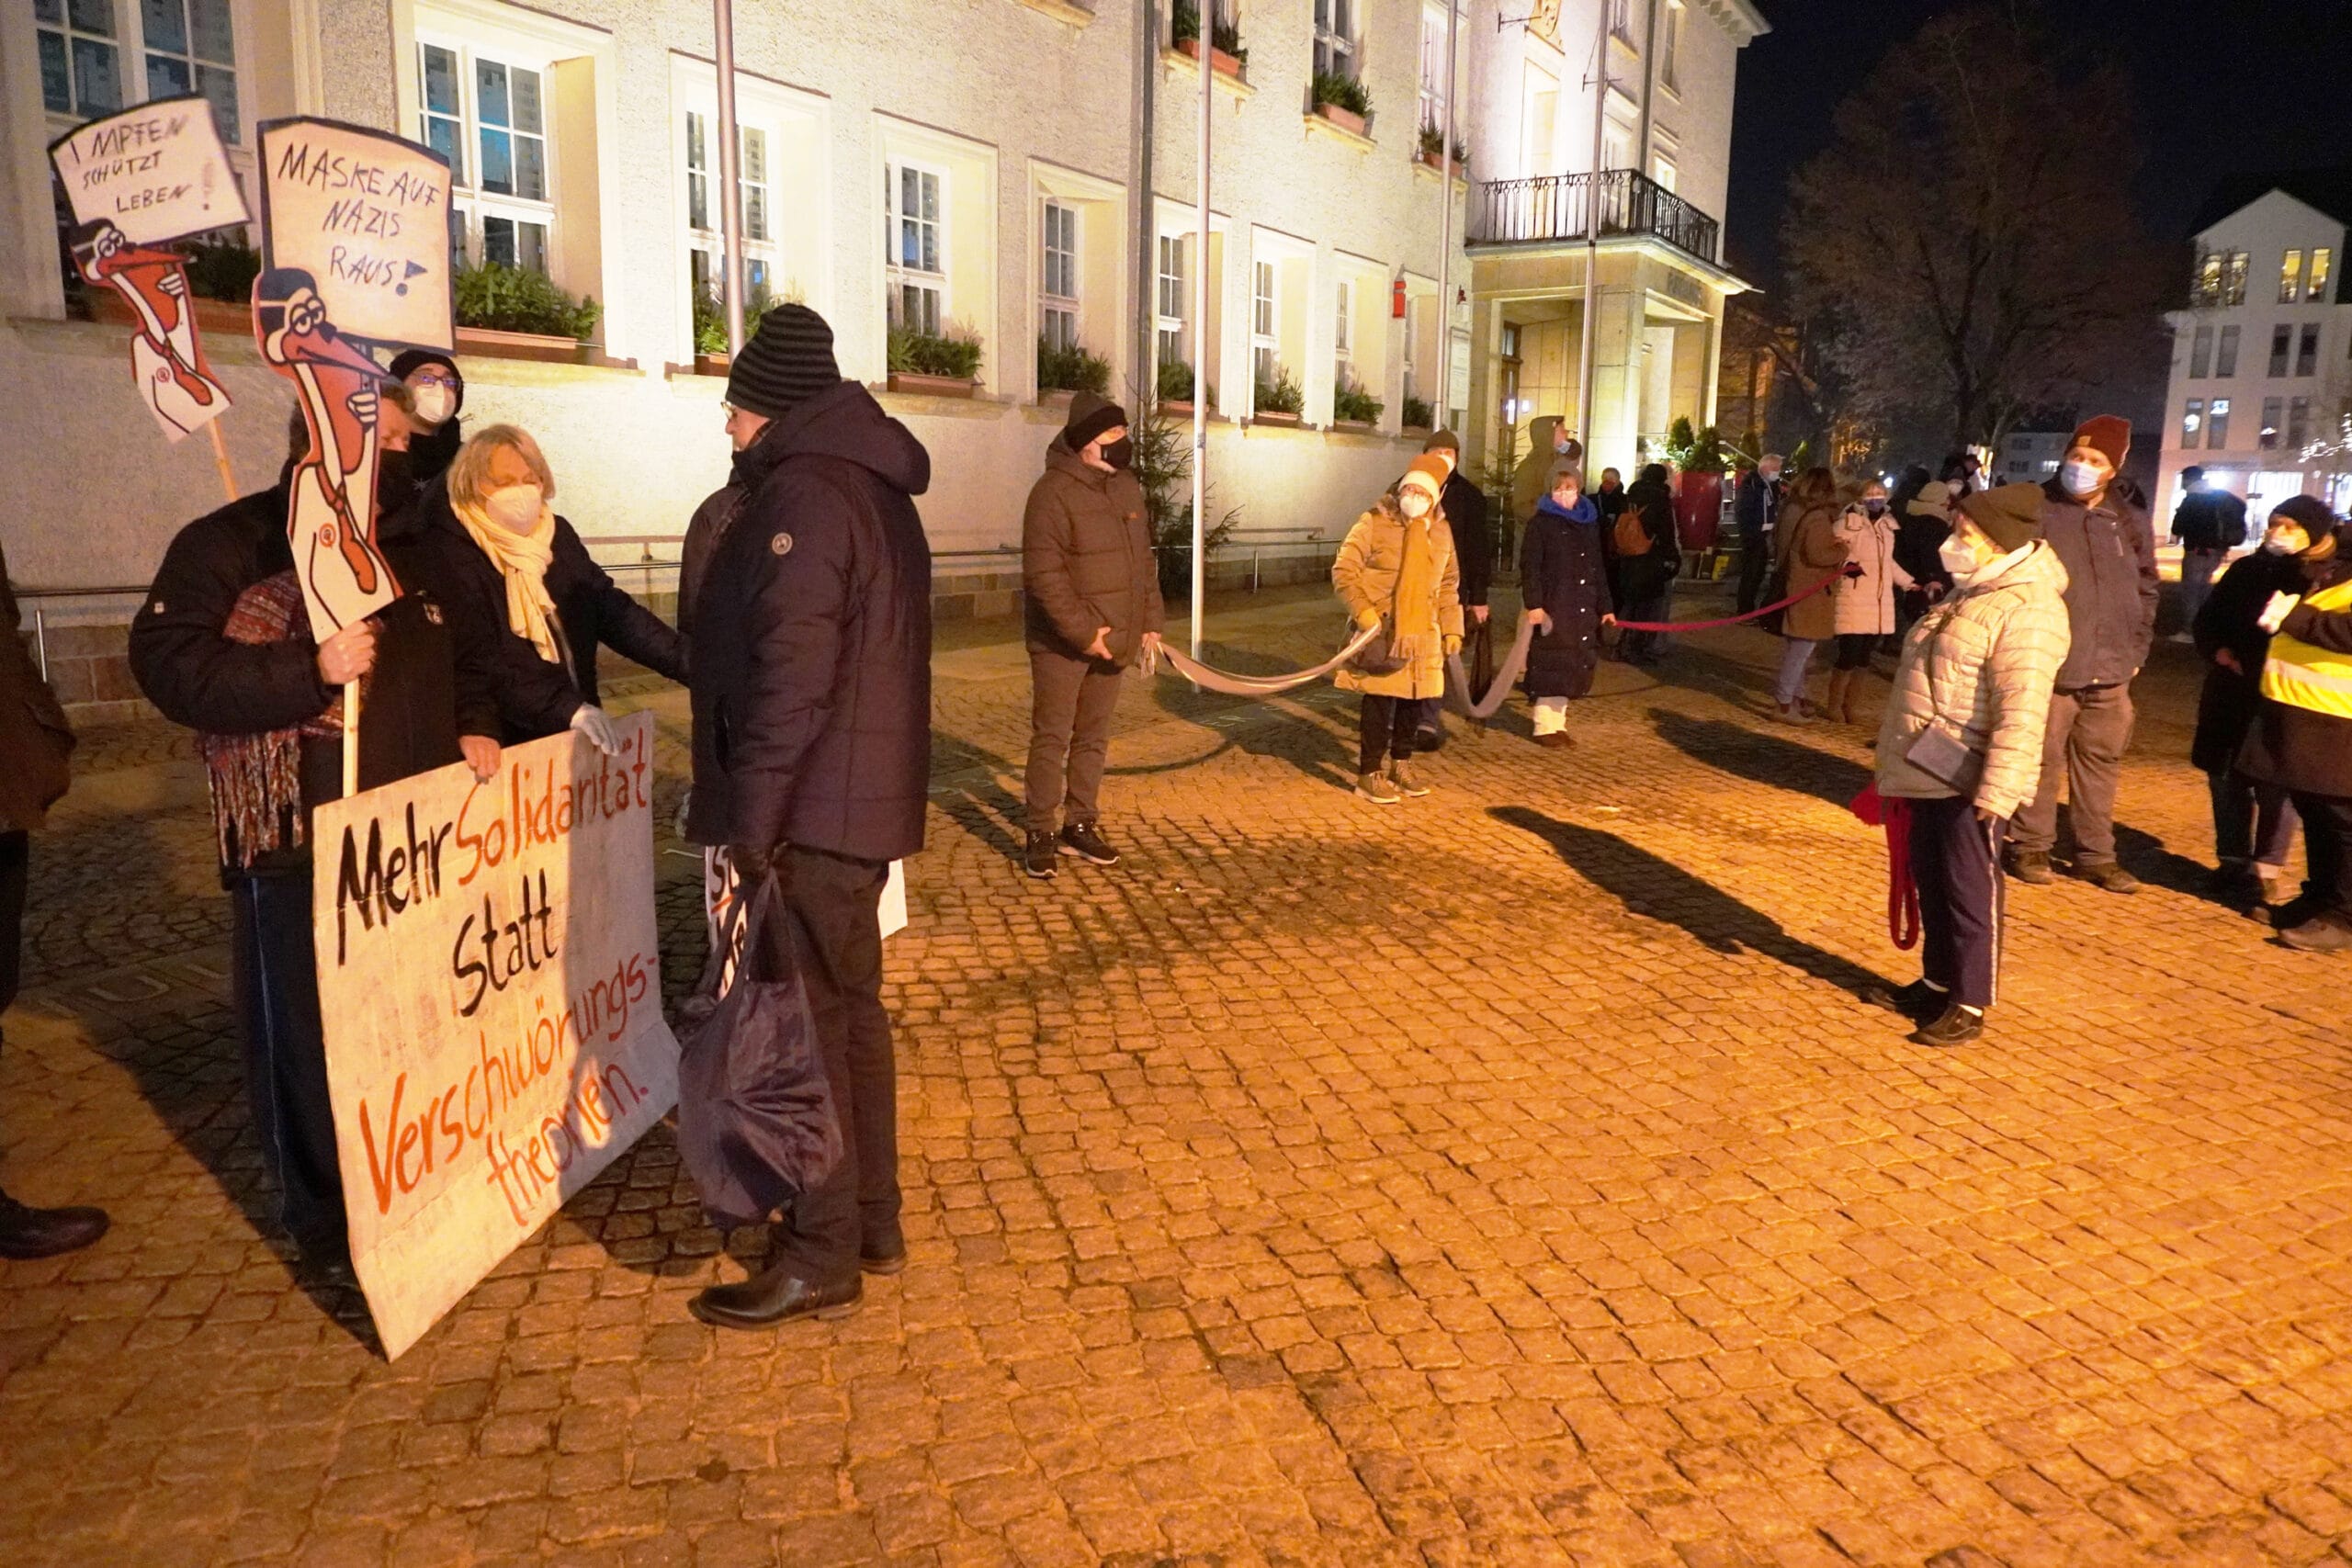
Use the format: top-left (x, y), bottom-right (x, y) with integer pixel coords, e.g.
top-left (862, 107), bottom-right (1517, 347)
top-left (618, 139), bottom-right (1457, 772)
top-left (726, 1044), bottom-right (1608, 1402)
top-left (2208, 396), bottom-right (2232, 449)
top-left (1251, 258), bottom-right (1278, 391)
top-left (1333, 276), bottom-right (1354, 389)
top-left (38, 0), bottom-right (251, 148)
top-left (2180, 398), bottom-right (2203, 448)
top-left (1313, 0), bottom-right (1356, 81)
top-left (1156, 232), bottom-right (1187, 368)
top-left (886, 159), bottom-right (948, 337)
top-left (1417, 6), bottom-right (1448, 139)
top-left (2281, 248), bottom-right (2304, 303)
top-left (1040, 197), bottom-right (1080, 354)
top-left (2311, 247), bottom-right (2334, 304)
top-left (1609, 0), bottom-right (1634, 44)
top-left (683, 110), bottom-right (778, 313)
top-left (417, 32), bottom-right (560, 275)
top-left (1659, 1), bottom-right (1682, 92)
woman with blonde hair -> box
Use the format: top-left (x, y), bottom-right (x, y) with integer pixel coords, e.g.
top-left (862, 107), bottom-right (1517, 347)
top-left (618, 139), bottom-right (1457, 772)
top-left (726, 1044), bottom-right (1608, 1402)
top-left (1333, 455), bottom-right (1463, 803)
top-left (1768, 466), bottom-right (1851, 723)
top-left (417, 423), bottom-right (687, 749)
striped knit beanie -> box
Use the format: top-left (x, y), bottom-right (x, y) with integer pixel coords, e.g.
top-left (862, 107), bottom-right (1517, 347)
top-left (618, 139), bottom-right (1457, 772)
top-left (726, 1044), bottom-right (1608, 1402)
top-left (726, 303), bottom-right (842, 420)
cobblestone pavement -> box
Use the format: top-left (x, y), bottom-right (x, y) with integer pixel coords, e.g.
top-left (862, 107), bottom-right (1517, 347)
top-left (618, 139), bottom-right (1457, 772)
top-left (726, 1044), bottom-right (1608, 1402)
top-left (6, 582), bottom-right (2352, 1568)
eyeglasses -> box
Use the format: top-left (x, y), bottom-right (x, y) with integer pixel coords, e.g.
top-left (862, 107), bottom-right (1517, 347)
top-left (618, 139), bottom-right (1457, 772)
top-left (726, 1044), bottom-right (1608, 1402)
top-left (407, 368), bottom-right (458, 389)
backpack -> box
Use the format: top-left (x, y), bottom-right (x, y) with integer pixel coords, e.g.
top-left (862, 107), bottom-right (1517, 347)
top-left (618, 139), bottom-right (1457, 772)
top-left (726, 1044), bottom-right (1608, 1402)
top-left (1614, 509), bottom-right (1653, 558)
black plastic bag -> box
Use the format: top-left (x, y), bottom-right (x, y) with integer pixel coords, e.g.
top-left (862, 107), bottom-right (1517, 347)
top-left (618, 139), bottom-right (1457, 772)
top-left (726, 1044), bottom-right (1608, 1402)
top-left (674, 873), bottom-right (842, 1229)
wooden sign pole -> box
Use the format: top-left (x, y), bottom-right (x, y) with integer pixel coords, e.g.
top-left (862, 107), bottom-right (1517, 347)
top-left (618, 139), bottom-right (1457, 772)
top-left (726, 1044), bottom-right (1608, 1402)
top-left (206, 420), bottom-right (237, 504)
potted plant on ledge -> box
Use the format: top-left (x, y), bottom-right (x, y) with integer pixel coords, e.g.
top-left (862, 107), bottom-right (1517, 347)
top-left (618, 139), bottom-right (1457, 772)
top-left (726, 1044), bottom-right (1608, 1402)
top-left (81, 233), bottom-right (260, 338)
top-left (1332, 381), bottom-right (1383, 430)
top-left (888, 321), bottom-right (984, 397)
top-left (1251, 366), bottom-right (1304, 426)
top-left (1401, 394), bottom-right (1435, 434)
top-left (1310, 72), bottom-right (1372, 139)
top-left (690, 281), bottom-right (777, 373)
top-left (454, 261), bottom-right (604, 364)
top-left (1171, 0), bottom-right (1247, 78)
top-left (1415, 123), bottom-right (1468, 176)
top-left (1037, 337), bottom-right (1112, 400)
top-left (1157, 357), bottom-right (1199, 416)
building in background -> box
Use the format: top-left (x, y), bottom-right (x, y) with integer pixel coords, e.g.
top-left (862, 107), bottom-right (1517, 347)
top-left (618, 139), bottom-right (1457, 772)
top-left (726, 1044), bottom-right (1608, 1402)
top-left (1995, 431), bottom-right (2068, 486)
top-left (2159, 168), bottom-right (2352, 530)
top-left (1460, 0), bottom-right (1765, 480)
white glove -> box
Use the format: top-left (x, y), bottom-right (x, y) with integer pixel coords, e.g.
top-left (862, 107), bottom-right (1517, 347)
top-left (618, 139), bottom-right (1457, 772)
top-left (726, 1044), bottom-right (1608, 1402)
top-left (570, 704), bottom-right (621, 756)
top-left (2258, 592), bottom-right (2302, 634)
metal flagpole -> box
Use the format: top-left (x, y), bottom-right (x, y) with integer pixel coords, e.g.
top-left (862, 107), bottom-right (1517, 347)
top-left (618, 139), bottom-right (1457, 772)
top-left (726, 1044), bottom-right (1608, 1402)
top-left (1575, 16), bottom-right (1607, 454)
top-left (1436, 0), bottom-right (1459, 431)
top-left (715, 0), bottom-right (747, 355)
top-left (1191, 11), bottom-right (1210, 660)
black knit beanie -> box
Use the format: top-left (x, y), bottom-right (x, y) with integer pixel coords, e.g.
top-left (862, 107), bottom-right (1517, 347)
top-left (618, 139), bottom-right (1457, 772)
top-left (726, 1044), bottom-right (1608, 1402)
top-left (388, 349), bottom-right (464, 418)
top-left (726, 303), bottom-right (842, 420)
top-left (1064, 391), bottom-right (1128, 452)
top-left (2269, 495), bottom-right (2338, 538)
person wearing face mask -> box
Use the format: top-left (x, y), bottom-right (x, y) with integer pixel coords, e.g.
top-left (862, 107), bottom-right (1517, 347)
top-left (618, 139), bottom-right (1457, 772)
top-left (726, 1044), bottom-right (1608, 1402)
top-left (1019, 392), bottom-right (1161, 878)
top-left (1894, 478), bottom-right (1956, 632)
top-left (1734, 453), bottom-right (1784, 615)
top-left (1871, 482), bottom-right (2072, 1046)
top-left (1764, 467), bottom-right (1849, 722)
top-left (2004, 415), bottom-right (2158, 894)
top-left (2236, 499), bottom-right (2352, 952)
top-left (1519, 463), bottom-right (1615, 748)
top-left (1334, 457), bottom-right (1463, 803)
top-left (1824, 480), bottom-right (1917, 725)
top-left (387, 349), bottom-right (465, 491)
top-left (2190, 499), bottom-right (2321, 908)
top-left (413, 425), bottom-right (686, 752)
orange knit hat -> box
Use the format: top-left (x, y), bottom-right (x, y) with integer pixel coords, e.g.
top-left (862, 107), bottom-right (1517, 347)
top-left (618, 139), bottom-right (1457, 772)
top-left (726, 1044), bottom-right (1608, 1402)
top-left (1399, 455), bottom-right (1451, 499)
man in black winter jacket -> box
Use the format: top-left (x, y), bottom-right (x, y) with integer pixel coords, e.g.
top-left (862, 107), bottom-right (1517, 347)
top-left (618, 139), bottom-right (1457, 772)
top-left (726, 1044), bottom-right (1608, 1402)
top-left (2169, 466), bottom-right (2248, 637)
top-left (1423, 430), bottom-right (1490, 728)
top-left (684, 304), bottom-right (933, 1330)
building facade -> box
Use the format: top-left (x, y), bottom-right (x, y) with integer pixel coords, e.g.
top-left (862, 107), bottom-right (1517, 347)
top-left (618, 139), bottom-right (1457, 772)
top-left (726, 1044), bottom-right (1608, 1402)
top-left (2157, 171), bottom-right (2352, 532)
top-left (1994, 431), bottom-right (2067, 487)
top-left (4, 0), bottom-right (1757, 710)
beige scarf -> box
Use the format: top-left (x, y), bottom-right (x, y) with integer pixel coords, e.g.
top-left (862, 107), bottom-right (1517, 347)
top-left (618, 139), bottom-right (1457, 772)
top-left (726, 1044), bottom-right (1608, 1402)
top-left (453, 497), bottom-right (561, 662)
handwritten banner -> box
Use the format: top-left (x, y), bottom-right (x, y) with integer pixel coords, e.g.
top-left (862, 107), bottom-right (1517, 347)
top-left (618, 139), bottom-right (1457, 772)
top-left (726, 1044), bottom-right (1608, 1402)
top-left (312, 714), bottom-right (680, 1359)
top-left (258, 117), bottom-right (454, 353)
top-left (49, 96), bottom-right (249, 246)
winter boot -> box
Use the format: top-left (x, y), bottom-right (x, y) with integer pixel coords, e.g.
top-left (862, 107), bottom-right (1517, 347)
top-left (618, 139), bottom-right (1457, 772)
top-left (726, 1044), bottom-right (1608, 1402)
top-left (1387, 757), bottom-right (1431, 797)
top-left (2002, 846), bottom-right (2054, 885)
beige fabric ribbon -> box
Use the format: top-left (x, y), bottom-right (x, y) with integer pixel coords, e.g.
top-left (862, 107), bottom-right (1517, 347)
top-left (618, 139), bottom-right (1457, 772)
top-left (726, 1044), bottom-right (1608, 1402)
top-left (1140, 624), bottom-right (1383, 695)
top-left (453, 497), bottom-right (561, 662)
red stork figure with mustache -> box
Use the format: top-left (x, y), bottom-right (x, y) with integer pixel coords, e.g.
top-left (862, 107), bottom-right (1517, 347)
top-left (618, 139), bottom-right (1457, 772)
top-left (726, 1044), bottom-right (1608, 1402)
top-left (68, 219), bottom-right (231, 441)
top-left (254, 266), bottom-right (401, 633)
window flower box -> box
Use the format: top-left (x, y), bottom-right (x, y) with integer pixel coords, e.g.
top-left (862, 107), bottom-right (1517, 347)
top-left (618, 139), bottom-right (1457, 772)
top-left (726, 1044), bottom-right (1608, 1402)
top-left (1414, 150), bottom-right (1467, 177)
top-left (887, 370), bottom-right (978, 398)
top-left (1250, 409), bottom-right (1302, 428)
top-left (1314, 101), bottom-right (1368, 139)
top-left (456, 324), bottom-right (594, 366)
top-left (1175, 37), bottom-right (1246, 80)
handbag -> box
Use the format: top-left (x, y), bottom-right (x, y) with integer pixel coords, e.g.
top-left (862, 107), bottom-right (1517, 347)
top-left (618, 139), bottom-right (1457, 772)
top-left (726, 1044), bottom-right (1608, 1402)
top-left (1342, 615), bottom-right (1411, 676)
top-left (1904, 718), bottom-right (1986, 795)
top-left (673, 871), bottom-right (844, 1229)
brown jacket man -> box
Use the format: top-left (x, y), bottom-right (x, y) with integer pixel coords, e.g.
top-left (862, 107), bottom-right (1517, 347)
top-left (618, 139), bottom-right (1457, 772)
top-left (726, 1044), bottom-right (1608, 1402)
top-left (1021, 393), bottom-right (1162, 873)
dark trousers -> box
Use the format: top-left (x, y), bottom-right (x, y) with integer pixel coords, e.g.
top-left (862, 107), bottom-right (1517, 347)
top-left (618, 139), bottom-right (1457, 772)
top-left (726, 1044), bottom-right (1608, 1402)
top-left (1026, 649), bottom-right (1125, 832)
top-left (1358, 694), bottom-right (1425, 774)
top-left (1909, 796), bottom-right (2007, 1010)
top-left (1620, 585), bottom-right (1671, 663)
top-left (756, 847), bottom-right (898, 1286)
top-left (2291, 793), bottom-right (2352, 913)
top-left (1736, 528), bottom-right (1771, 614)
top-left (0, 829), bottom-right (25, 1017)
top-left (230, 867), bottom-right (345, 1255)
top-left (2010, 682), bottom-right (2133, 863)
top-left (2208, 770), bottom-right (2301, 869)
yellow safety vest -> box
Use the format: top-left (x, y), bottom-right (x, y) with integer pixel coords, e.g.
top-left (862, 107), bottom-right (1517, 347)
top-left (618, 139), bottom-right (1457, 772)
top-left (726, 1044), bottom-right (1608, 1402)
top-left (2262, 576), bottom-right (2352, 719)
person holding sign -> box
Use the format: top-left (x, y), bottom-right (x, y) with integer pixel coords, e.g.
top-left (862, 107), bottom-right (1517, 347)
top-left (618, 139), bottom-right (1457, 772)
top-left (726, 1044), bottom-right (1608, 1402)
top-left (390, 350), bottom-right (467, 493)
top-left (129, 411), bottom-right (498, 1272)
top-left (684, 304), bottom-right (933, 1329)
top-left (410, 427), bottom-right (686, 753)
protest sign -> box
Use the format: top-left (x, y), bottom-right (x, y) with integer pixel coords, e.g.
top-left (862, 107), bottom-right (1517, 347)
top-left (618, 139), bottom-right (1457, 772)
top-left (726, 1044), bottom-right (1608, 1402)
top-left (49, 96), bottom-right (248, 245)
top-left (311, 713), bottom-right (680, 1359)
top-left (257, 117), bottom-right (455, 353)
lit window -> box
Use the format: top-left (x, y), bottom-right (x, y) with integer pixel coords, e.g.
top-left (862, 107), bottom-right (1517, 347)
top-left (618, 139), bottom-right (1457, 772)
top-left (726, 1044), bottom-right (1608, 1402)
top-left (2192, 253), bottom-right (2221, 307)
top-left (1252, 259), bottom-right (1277, 391)
top-left (2181, 399), bottom-right (2203, 446)
top-left (2189, 325), bottom-right (2211, 378)
top-left (2312, 247), bottom-right (2334, 304)
top-left (1660, 1), bottom-right (1682, 90)
top-left (1418, 7), bottom-right (1448, 143)
top-left (140, 0), bottom-right (239, 144)
top-left (1040, 199), bottom-right (1080, 355)
top-left (420, 40), bottom-right (556, 275)
top-left (2260, 397), bottom-right (2282, 450)
top-left (2222, 250), bottom-right (2248, 305)
top-left (2270, 324), bottom-right (2290, 378)
top-left (886, 163), bottom-right (945, 336)
top-left (2289, 395), bottom-right (2311, 451)
top-left (2208, 397), bottom-right (2231, 449)
top-left (1156, 233), bottom-right (1186, 369)
top-left (1333, 276), bottom-right (1353, 391)
top-left (684, 112), bottom-right (777, 319)
top-left (2281, 248), bottom-right (2304, 303)
top-left (1313, 0), bottom-right (1355, 81)
top-left (35, 0), bottom-right (123, 120)
top-left (2217, 325), bottom-right (2240, 377)
top-left (2297, 322), bottom-right (2319, 377)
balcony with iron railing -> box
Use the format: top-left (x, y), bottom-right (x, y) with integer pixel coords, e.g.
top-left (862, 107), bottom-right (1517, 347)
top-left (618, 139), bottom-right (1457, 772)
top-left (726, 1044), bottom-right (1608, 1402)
top-left (1467, 169), bottom-right (1721, 265)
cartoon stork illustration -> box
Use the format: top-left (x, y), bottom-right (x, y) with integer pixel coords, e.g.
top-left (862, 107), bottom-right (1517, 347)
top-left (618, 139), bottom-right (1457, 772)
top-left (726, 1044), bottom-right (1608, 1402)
top-left (68, 219), bottom-right (232, 441)
top-left (254, 266), bottom-right (401, 633)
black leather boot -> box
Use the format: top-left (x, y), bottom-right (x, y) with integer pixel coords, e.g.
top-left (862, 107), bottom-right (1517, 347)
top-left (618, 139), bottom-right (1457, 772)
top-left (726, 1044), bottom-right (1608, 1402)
top-left (0, 1188), bottom-right (109, 1260)
top-left (690, 1259), bottom-right (861, 1330)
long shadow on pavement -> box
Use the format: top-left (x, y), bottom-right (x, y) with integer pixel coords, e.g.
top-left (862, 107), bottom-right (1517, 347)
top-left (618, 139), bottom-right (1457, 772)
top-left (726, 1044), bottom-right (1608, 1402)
top-left (1491, 806), bottom-right (1894, 998)
top-left (1648, 707), bottom-right (1874, 806)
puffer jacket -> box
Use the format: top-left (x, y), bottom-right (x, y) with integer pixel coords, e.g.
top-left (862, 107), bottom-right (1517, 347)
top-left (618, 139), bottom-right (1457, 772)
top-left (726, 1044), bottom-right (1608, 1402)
top-left (1778, 503), bottom-right (1852, 642)
top-left (1875, 541), bottom-right (2072, 820)
top-left (1828, 508), bottom-right (1913, 637)
top-left (1331, 500), bottom-right (1463, 700)
top-left (1022, 436), bottom-right (1161, 665)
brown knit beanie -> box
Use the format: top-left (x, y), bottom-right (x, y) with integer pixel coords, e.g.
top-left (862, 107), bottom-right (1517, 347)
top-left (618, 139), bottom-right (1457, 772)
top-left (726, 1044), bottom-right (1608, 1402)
top-left (1958, 482), bottom-right (2046, 554)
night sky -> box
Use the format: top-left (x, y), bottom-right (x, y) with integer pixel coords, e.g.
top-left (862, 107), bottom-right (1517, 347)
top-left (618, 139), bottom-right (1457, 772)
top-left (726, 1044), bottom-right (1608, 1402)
top-left (1724, 0), bottom-right (2352, 292)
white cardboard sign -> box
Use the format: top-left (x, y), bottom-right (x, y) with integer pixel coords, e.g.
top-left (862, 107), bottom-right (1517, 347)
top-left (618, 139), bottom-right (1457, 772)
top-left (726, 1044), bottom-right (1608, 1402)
top-left (49, 96), bottom-right (249, 245)
top-left (258, 117), bottom-right (455, 353)
top-left (311, 714), bottom-right (680, 1359)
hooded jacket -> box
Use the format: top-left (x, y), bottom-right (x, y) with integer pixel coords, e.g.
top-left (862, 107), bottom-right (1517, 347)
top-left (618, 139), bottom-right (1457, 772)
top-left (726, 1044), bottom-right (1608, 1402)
top-left (1618, 469), bottom-right (1683, 602)
top-left (1875, 541), bottom-right (2073, 821)
top-left (1510, 416), bottom-right (1568, 522)
top-left (2038, 479), bottom-right (2158, 689)
top-left (1022, 432), bottom-right (1161, 665)
top-left (684, 379), bottom-right (933, 862)
top-left (0, 539), bottom-right (74, 833)
top-left (2237, 537), bottom-right (2352, 795)
top-left (408, 486), bottom-right (688, 743)
top-left (1331, 496), bottom-right (1462, 700)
